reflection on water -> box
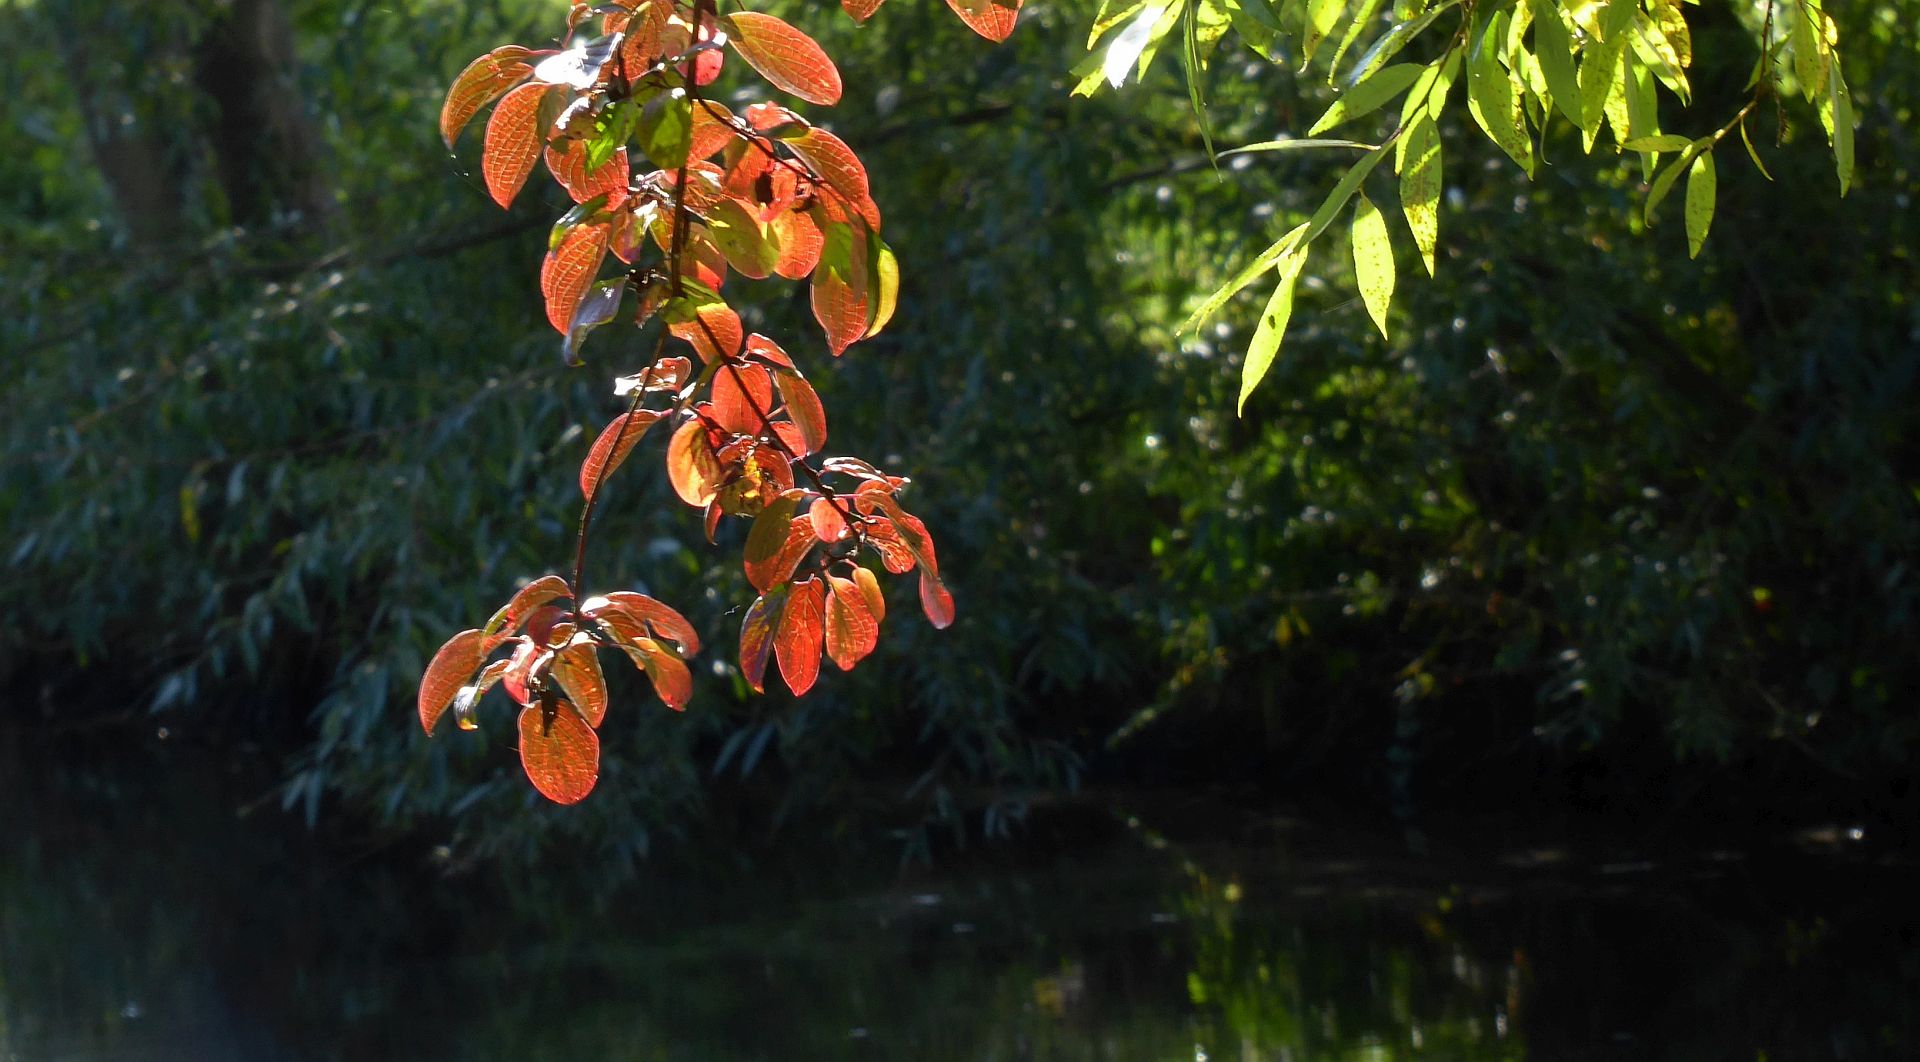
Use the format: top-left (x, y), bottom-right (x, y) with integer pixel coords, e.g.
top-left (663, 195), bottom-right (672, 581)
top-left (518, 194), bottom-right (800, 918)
top-left (3, 732), bottom-right (1916, 1061)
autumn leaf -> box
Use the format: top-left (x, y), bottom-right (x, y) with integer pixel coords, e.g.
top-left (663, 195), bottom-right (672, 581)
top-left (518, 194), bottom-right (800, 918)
top-left (580, 408), bottom-right (667, 503)
top-left (636, 640), bottom-right (694, 710)
top-left (542, 223), bottom-right (609, 334)
top-left (688, 100), bottom-right (740, 161)
top-left (786, 128), bottom-right (880, 229)
top-left (772, 369), bottom-right (827, 454)
top-left (483, 575), bottom-right (574, 646)
top-left (545, 141), bottom-right (629, 206)
top-left (852, 565), bottom-right (887, 623)
top-left (811, 222), bottom-right (870, 356)
top-left (550, 639), bottom-right (609, 726)
top-left (419, 628), bottom-right (485, 734)
top-left (667, 419), bottom-right (725, 506)
top-left (711, 363), bottom-right (775, 434)
top-left (943, 0), bottom-right (1022, 43)
top-left (842, 0), bottom-right (887, 23)
top-left (441, 45), bottom-right (534, 148)
top-left (665, 295), bottom-right (743, 362)
top-left (738, 584), bottom-right (789, 693)
top-left (500, 640), bottom-right (553, 705)
top-left (825, 573), bottom-right (880, 670)
top-left (746, 515), bottom-right (819, 592)
top-left (918, 571), bottom-right (956, 629)
top-left (808, 497), bottom-right (848, 543)
top-left (775, 576), bottom-right (827, 695)
top-left (518, 701), bottom-right (600, 804)
top-left (772, 209), bottom-right (825, 279)
top-left (483, 81), bottom-right (551, 209)
top-left (723, 12), bottom-right (844, 107)
top-left (583, 591), bottom-right (702, 656)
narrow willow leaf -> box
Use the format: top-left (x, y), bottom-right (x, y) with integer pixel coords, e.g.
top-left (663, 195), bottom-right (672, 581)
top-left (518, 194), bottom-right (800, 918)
top-left (1530, 0), bottom-right (1583, 128)
top-left (1344, 1), bottom-right (1458, 89)
top-left (1684, 151), bottom-right (1715, 258)
top-left (1644, 136), bottom-right (1710, 222)
top-left (1304, 142), bottom-right (1393, 246)
top-left (1304, 0), bottom-right (1347, 66)
top-left (1622, 134), bottom-right (1692, 153)
top-left (1823, 66), bottom-right (1854, 196)
top-left (1789, 0), bottom-right (1831, 99)
top-left (1630, 12), bottom-right (1690, 104)
top-left (1328, 0), bottom-right (1386, 84)
top-left (1351, 194), bottom-right (1395, 339)
top-left (1220, 139), bottom-right (1377, 158)
top-left (1179, 221), bottom-right (1308, 334)
top-left (1308, 63), bottom-right (1423, 136)
top-left (1576, 7), bottom-right (1631, 149)
top-left (1237, 243), bottom-right (1310, 415)
top-left (1400, 114), bottom-right (1441, 276)
top-left (1104, 3), bottom-right (1169, 89)
top-left (1467, 12), bottom-right (1532, 174)
top-left (1738, 118), bottom-right (1774, 181)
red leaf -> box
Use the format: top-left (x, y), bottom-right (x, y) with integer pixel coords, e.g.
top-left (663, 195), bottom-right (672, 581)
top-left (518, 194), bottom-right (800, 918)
top-left (501, 640), bottom-right (553, 705)
top-left (747, 515), bottom-right (819, 592)
top-left (825, 573), bottom-right (880, 670)
top-left (550, 640), bottom-right (608, 726)
top-left (483, 81), bottom-right (551, 209)
top-left (842, 0), bottom-right (888, 23)
top-left (744, 333), bottom-right (795, 368)
top-left (775, 577), bottom-right (826, 695)
top-left (419, 628), bottom-right (485, 734)
top-left (853, 564), bottom-right (887, 623)
top-left (860, 493), bottom-right (940, 578)
top-left (863, 519), bottom-right (916, 574)
top-left (637, 641), bottom-right (694, 710)
top-left (542, 223), bottom-right (609, 334)
top-left (918, 571), bottom-right (956, 629)
top-left (442, 45), bottom-right (535, 148)
top-left (689, 100), bottom-right (740, 161)
top-left (615, 356), bottom-right (693, 395)
top-left (545, 141), bottom-right (629, 206)
top-left (772, 208), bottom-right (824, 279)
top-left (711, 363), bottom-right (774, 435)
top-left (808, 497), bottom-right (848, 543)
top-left (787, 128), bottom-right (880, 229)
top-left (738, 586), bottom-right (788, 693)
top-left (811, 264), bottom-right (869, 357)
top-left (620, 0), bottom-right (673, 71)
top-left (944, 0), bottom-right (1022, 42)
top-left (580, 408), bottom-right (667, 503)
top-left (722, 12), bottom-right (843, 107)
top-left (667, 419), bottom-right (725, 506)
top-left (583, 591), bottom-right (702, 656)
top-left (483, 575), bottom-right (574, 647)
top-left (667, 297), bottom-right (743, 362)
top-left (772, 368), bottom-right (827, 454)
top-left (518, 702), bottom-right (600, 804)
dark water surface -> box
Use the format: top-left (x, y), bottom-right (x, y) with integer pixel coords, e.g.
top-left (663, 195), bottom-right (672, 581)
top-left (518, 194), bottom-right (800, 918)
top-left (4, 730), bottom-right (1916, 1061)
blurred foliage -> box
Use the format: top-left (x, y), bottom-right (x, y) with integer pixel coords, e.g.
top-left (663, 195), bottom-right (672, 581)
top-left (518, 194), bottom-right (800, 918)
top-left (1, 0), bottom-right (1916, 861)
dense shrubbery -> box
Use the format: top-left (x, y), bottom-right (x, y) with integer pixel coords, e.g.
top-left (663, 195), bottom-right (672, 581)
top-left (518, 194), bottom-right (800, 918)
top-left (3, 0), bottom-right (1914, 861)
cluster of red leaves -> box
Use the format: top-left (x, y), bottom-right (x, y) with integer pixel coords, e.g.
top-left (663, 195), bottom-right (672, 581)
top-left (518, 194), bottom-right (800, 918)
top-left (420, 0), bottom-right (992, 804)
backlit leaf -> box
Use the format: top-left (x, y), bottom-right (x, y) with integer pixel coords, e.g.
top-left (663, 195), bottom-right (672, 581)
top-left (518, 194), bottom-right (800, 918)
top-left (1180, 221), bottom-right (1307, 335)
top-left (811, 222), bottom-right (870, 356)
top-left (711, 363), bottom-right (775, 434)
top-left (541, 223), bottom-right (609, 335)
top-left (786, 128), bottom-right (880, 229)
top-left (1400, 114), bottom-right (1440, 276)
top-left (744, 493), bottom-right (803, 579)
top-left (565, 277), bottom-right (629, 364)
top-left (665, 293), bottom-right (743, 362)
top-left (1308, 63), bottom-right (1422, 136)
top-left (944, 0), bottom-right (1022, 43)
top-left (1351, 193), bottom-right (1395, 339)
top-left (825, 573), bottom-right (880, 670)
top-left (775, 577), bottom-right (826, 695)
top-left (588, 591), bottom-right (702, 657)
top-left (580, 408), bottom-right (667, 502)
top-left (809, 497), bottom-right (849, 542)
top-left (688, 100), bottom-right (740, 161)
top-left (772, 209), bottom-right (825, 279)
top-left (1467, 11), bottom-right (1532, 174)
top-left (483, 81), bottom-right (551, 208)
top-left (1238, 242), bottom-right (1310, 415)
top-left (667, 420), bottom-right (725, 506)
top-left (747, 515), bottom-right (819, 592)
top-left (419, 628), bottom-right (485, 734)
top-left (483, 575), bottom-right (574, 644)
top-left (550, 640), bottom-right (609, 726)
top-left (441, 45), bottom-right (534, 148)
top-left (636, 639), bottom-right (695, 710)
top-left (518, 702), bottom-right (600, 804)
top-left (738, 585), bottom-right (789, 693)
top-left (843, 0), bottom-right (887, 23)
top-left (723, 12), bottom-right (843, 106)
top-left (863, 233), bottom-right (900, 338)
top-left (853, 566), bottom-right (886, 623)
top-left (707, 198), bottom-right (780, 279)
top-left (773, 369), bottom-right (827, 454)
top-left (918, 572), bottom-right (956, 630)
top-left (546, 140), bottom-right (629, 206)
top-left (1530, 0), bottom-right (1583, 128)
top-left (1684, 150), bottom-right (1715, 258)
top-left (636, 91), bottom-right (693, 171)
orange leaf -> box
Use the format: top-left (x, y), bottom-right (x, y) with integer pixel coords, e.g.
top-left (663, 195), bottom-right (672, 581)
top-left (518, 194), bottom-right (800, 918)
top-left (744, 332), bottom-right (795, 368)
top-left (483, 575), bottom-right (574, 647)
top-left (667, 296), bottom-right (742, 362)
top-left (545, 141), bottom-right (630, 206)
top-left (583, 591), bottom-right (702, 656)
top-left (542, 223), bottom-right (610, 334)
top-left (747, 515), bottom-right (819, 592)
top-left (666, 419), bottom-right (725, 506)
top-left (808, 497), bottom-right (848, 542)
top-left (860, 492), bottom-right (940, 578)
top-left (853, 565), bottom-right (887, 623)
top-left (712, 363), bottom-right (774, 435)
top-left (638, 640), bottom-right (695, 709)
top-left (689, 100), bottom-right (740, 161)
top-left (419, 628), bottom-right (485, 734)
top-left (619, 0), bottom-right (673, 70)
top-left (518, 702), bottom-right (600, 804)
top-left (550, 640), bottom-right (609, 726)
top-left (863, 519), bottom-right (915, 574)
top-left (918, 571), bottom-right (956, 629)
top-left (723, 12), bottom-right (843, 106)
top-left (738, 586), bottom-right (788, 693)
top-left (775, 577), bottom-right (826, 695)
top-left (787, 128), bottom-right (880, 229)
top-left (772, 368), bottom-right (827, 454)
top-left (483, 81), bottom-right (551, 209)
top-left (580, 408), bottom-right (667, 503)
top-left (772, 209), bottom-right (824, 279)
top-left (442, 45), bottom-right (535, 148)
top-left (944, 0), bottom-right (1022, 42)
top-left (842, 0), bottom-right (888, 23)
top-left (825, 573), bottom-right (880, 670)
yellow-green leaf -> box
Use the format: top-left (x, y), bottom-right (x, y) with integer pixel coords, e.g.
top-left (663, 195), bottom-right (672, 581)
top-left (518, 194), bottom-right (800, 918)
top-left (1467, 12), bottom-right (1533, 174)
top-left (1684, 150), bottom-right (1715, 258)
top-left (1180, 222), bottom-right (1309, 334)
top-left (1351, 193), bottom-right (1395, 339)
top-left (1309, 63), bottom-right (1424, 136)
top-left (1238, 243), bottom-right (1310, 415)
top-left (1400, 114), bottom-right (1441, 276)
top-left (1530, 0), bottom-right (1584, 129)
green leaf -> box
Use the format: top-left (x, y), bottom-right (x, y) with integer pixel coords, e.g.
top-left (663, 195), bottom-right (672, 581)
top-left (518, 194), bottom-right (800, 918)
top-left (1400, 113), bottom-right (1441, 276)
top-left (1344, 1), bottom-right (1458, 89)
top-left (1180, 221), bottom-right (1308, 334)
top-left (1821, 65), bottom-right (1854, 196)
top-left (1304, 0), bottom-right (1346, 67)
top-left (1237, 243), bottom-right (1310, 415)
top-left (1622, 134), bottom-right (1692, 153)
top-left (1739, 118), bottom-right (1775, 181)
top-left (1576, 0), bottom-right (1634, 150)
top-left (1351, 193), bottom-right (1395, 338)
top-left (636, 91), bottom-right (692, 171)
top-left (1102, 3), bottom-right (1169, 89)
top-left (1222, 138), bottom-right (1378, 158)
top-left (585, 101), bottom-right (641, 173)
top-left (1684, 150), bottom-right (1715, 258)
top-left (1467, 12), bottom-right (1532, 174)
top-left (1529, 0), bottom-right (1583, 128)
top-left (1328, 0), bottom-right (1386, 84)
top-left (1308, 63), bottom-right (1423, 136)
top-left (1644, 136), bottom-right (1711, 223)
top-left (1304, 142), bottom-right (1394, 246)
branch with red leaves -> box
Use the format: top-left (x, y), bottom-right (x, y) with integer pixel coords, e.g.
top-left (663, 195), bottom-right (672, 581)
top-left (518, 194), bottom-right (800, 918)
top-left (417, 0), bottom-right (1005, 804)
